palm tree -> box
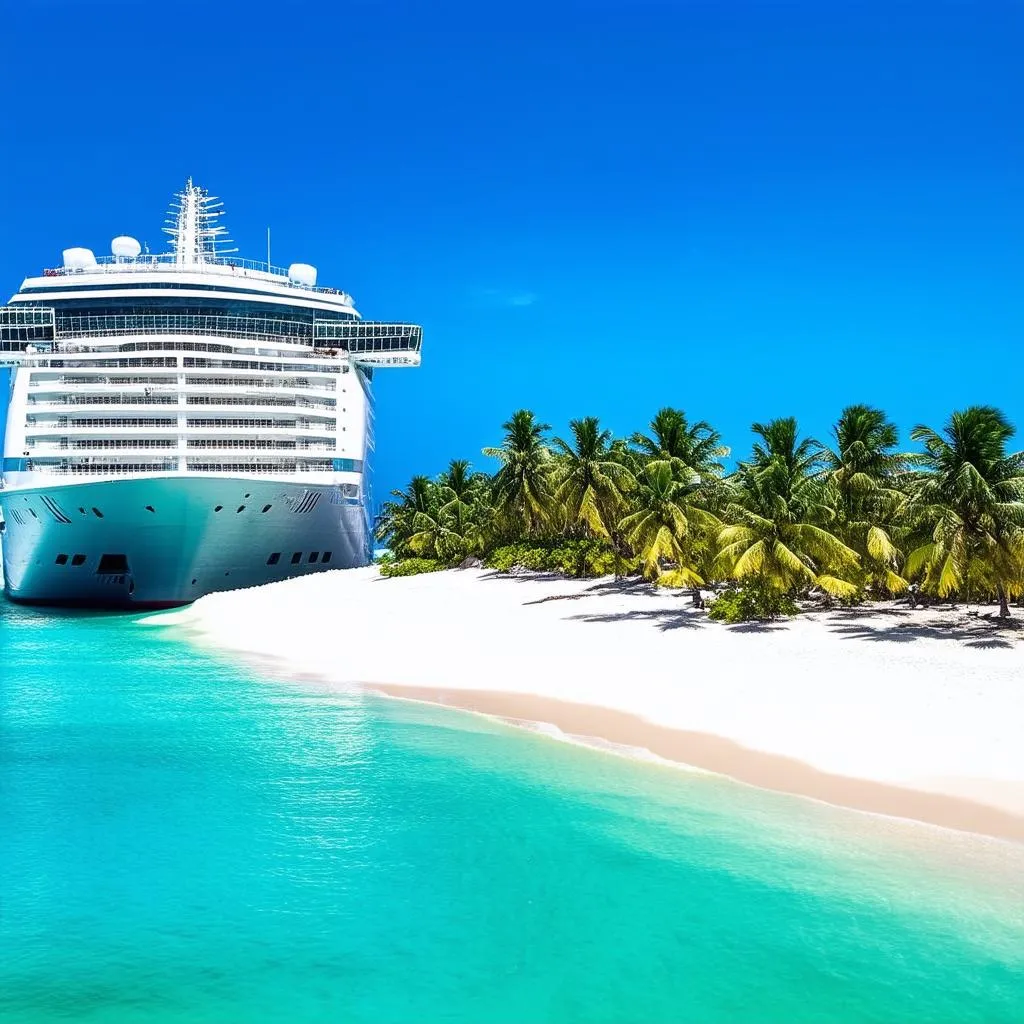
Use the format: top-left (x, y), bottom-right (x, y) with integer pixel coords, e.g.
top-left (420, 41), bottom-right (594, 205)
top-left (821, 405), bottom-right (909, 594)
top-left (905, 406), bottom-right (1024, 617)
top-left (404, 461), bottom-right (485, 562)
top-left (618, 462), bottom-right (720, 589)
top-left (482, 410), bottom-right (553, 539)
top-left (436, 459), bottom-right (494, 555)
top-left (630, 407), bottom-right (729, 484)
top-left (551, 417), bottom-right (635, 541)
top-left (716, 419), bottom-right (860, 598)
top-left (376, 475), bottom-right (438, 558)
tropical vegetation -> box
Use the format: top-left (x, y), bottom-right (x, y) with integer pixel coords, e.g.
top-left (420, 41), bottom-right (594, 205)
top-left (376, 405), bottom-right (1024, 620)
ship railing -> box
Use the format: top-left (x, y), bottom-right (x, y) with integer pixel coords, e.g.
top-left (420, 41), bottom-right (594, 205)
top-left (36, 256), bottom-right (354, 301)
top-left (28, 394), bottom-right (179, 407)
top-left (26, 461), bottom-right (180, 476)
top-left (2, 309), bottom-right (423, 369)
top-left (314, 321), bottom-right (422, 353)
top-left (22, 460), bottom-right (338, 476)
top-left (57, 314), bottom-right (316, 346)
top-left (1, 306), bottom-right (57, 351)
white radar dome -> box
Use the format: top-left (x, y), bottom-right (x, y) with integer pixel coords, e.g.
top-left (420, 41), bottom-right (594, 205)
top-left (111, 235), bottom-right (142, 258)
top-left (62, 247), bottom-right (98, 270)
top-left (287, 262), bottom-right (317, 287)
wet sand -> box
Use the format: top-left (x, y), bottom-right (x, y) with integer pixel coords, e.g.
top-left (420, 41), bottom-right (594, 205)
top-left (164, 566), bottom-right (1024, 844)
top-left (374, 683), bottom-right (1024, 843)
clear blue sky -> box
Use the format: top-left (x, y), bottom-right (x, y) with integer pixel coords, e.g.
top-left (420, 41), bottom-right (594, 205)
top-left (3, 1), bottom-right (1022, 502)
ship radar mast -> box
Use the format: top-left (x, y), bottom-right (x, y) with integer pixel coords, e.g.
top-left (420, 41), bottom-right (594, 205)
top-left (162, 178), bottom-right (238, 265)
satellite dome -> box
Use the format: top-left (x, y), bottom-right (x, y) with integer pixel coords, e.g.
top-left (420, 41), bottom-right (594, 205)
top-left (287, 263), bottom-right (317, 287)
top-left (111, 235), bottom-right (142, 258)
top-left (62, 247), bottom-right (97, 270)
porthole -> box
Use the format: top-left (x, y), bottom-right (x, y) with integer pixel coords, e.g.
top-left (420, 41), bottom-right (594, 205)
top-left (145, 505), bottom-right (155, 513)
top-left (79, 507), bottom-right (87, 514)
top-left (261, 504), bottom-right (272, 513)
top-left (244, 493), bottom-right (251, 499)
top-left (92, 508), bottom-right (103, 518)
top-left (291, 552), bottom-right (301, 565)
top-left (267, 552), bottom-right (281, 565)
top-left (214, 505), bottom-right (223, 512)
top-left (308, 551), bottom-right (319, 563)
top-left (71, 554), bottom-right (86, 567)
top-left (321, 551), bottom-right (332, 564)
top-left (29, 508), bottom-right (37, 519)
top-left (236, 505), bottom-right (246, 513)
top-left (55, 553), bottom-right (69, 565)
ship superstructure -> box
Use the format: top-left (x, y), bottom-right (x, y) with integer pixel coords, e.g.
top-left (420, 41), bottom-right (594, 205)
top-left (0, 180), bottom-right (421, 606)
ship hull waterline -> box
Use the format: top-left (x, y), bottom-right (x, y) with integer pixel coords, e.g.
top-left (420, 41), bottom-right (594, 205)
top-left (0, 475), bottom-right (371, 609)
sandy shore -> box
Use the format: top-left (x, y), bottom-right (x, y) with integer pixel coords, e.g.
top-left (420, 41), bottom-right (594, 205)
top-left (163, 567), bottom-right (1024, 843)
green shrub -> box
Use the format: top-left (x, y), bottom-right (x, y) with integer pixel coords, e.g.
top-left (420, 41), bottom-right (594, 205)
top-left (484, 544), bottom-right (550, 572)
top-left (546, 539), bottom-right (622, 578)
top-left (484, 540), bottom-right (623, 577)
top-left (707, 584), bottom-right (798, 623)
top-left (378, 557), bottom-right (445, 578)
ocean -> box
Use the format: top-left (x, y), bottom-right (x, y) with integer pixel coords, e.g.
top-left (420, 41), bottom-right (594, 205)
top-left (2, 598), bottom-right (1023, 1023)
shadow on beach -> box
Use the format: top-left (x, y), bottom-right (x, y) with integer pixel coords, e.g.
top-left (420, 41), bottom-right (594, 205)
top-left (473, 570), bottom-right (1023, 648)
top-left (831, 620), bottom-right (1017, 649)
top-left (566, 608), bottom-right (702, 632)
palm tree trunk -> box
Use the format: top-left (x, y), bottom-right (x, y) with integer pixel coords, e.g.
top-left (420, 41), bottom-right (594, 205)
top-left (997, 585), bottom-right (1011, 619)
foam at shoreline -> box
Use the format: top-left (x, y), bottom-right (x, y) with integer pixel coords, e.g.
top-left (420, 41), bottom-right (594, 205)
top-left (163, 566), bottom-right (1024, 843)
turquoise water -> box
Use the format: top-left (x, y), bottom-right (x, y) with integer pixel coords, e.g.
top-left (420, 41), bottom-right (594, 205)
top-left (2, 601), bottom-right (1023, 1023)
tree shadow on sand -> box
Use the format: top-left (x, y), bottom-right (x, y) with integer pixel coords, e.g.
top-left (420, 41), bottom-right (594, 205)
top-left (520, 577), bottom-right (657, 605)
top-left (566, 608), bottom-right (701, 632)
top-left (831, 620), bottom-right (1016, 648)
top-left (724, 621), bottom-right (786, 634)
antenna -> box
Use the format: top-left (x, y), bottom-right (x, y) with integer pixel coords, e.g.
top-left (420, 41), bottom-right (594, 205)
top-left (162, 178), bottom-right (238, 265)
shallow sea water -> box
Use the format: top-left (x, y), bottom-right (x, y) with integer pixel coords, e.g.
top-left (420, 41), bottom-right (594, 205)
top-left (2, 600), bottom-right (1023, 1023)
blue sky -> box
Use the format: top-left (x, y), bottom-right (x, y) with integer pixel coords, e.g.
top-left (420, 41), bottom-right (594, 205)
top-left (3, 1), bottom-right (1022, 502)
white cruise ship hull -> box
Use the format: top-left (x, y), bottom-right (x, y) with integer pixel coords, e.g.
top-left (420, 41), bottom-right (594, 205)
top-left (0, 475), bottom-right (371, 608)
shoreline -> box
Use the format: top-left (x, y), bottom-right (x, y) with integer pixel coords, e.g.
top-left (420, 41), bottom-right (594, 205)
top-left (370, 683), bottom-right (1024, 844)
top-left (164, 567), bottom-right (1024, 845)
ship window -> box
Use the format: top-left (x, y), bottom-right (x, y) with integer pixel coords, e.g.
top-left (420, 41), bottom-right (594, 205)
top-left (55, 553), bottom-right (69, 565)
top-left (261, 504), bottom-right (272, 513)
top-left (71, 554), bottom-right (86, 566)
top-left (291, 552), bottom-right (301, 564)
top-left (79, 507), bottom-right (87, 514)
top-left (267, 552), bottom-right (281, 565)
top-left (97, 554), bottom-right (129, 574)
top-left (145, 505), bottom-right (155, 513)
top-left (192, 578), bottom-right (198, 585)
top-left (29, 508), bottom-right (37, 518)
top-left (92, 507), bottom-right (104, 518)
top-left (236, 505), bottom-right (246, 513)
top-left (308, 551), bottom-right (319, 563)
top-left (321, 551), bottom-right (332, 563)
top-left (214, 505), bottom-right (223, 512)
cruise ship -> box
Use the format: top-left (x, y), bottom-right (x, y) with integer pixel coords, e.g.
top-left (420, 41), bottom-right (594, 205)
top-left (0, 180), bottom-right (421, 607)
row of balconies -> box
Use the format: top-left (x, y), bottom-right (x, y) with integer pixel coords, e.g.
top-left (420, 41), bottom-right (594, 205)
top-left (24, 440), bottom-right (337, 454)
top-left (28, 377), bottom-right (341, 394)
top-left (23, 425), bottom-right (339, 439)
top-left (39, 362), bottom-right (341, 377)
top-left (24, 460), bottom-right (340, 477)
top-left (24, 396), bottom-right (339, 415)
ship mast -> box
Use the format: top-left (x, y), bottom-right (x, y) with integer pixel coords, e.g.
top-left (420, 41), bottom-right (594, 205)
top-left (162, 178), bottom-right (237, 265)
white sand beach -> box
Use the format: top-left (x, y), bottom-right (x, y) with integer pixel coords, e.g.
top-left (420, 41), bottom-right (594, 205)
top-left (167, 567), bottom-right (1024, 842)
